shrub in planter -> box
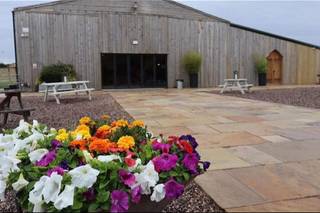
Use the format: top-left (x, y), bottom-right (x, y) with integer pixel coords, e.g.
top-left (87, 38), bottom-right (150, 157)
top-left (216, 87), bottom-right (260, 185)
top-left (39, 62), bottom-right (76, 83)
top-left (182, 51), bottom-right (202, 88)
top-left (254, 56), bottom-right (268, 86)
top-left (0, 117), bottom-right (210, 212)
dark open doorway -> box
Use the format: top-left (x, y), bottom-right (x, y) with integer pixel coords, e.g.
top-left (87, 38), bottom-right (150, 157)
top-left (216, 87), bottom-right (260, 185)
top-left (101, 54), bottom-right (167, 88)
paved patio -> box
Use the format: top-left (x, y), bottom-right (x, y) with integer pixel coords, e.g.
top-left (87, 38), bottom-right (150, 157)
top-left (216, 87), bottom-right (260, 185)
top-left (110, 89), bottom-right (320, 212)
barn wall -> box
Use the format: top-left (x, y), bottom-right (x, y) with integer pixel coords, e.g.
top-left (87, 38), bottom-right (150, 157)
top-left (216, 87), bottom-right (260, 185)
top-left (14, 9), bottom-right (230, 89)
top-left (14, 2), bottom-right (320, 89)
top-left (228, 26), bottom-right (320, 85)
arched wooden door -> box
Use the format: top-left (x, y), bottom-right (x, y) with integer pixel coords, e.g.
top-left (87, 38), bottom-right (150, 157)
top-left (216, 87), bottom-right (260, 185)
top-left (267, 50), bottom-right (282, 84)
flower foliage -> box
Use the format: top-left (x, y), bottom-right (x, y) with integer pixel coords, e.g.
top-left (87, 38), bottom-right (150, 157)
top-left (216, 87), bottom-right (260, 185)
top-left (0, 117), bottom-right (210, 212)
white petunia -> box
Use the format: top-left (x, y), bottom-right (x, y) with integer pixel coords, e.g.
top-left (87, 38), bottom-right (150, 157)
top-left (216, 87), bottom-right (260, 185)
top-left (32, 120), bottom-right (39, 128)
top-left (97, 155), bottom-right (122, 163)
top-left (12, 173), bottom-right (29, 192)
top-left (133, 161), bottom-right (159, 195)
top-left (14, 120), bottom-right (31, 134)
top-left (150, 184), bottom-right (165, 202)
top-left (28, 149), bottom-right (48, 163)
top-left (69, 164), bottom-right (100, 188)
top-left (33, 200), bottom-right (45, 212)
top-left (0, 155), bottom-right (21, 176)
top-left (29, 176), bottom-right (49, 204)
top-left (42, 172), bottom-right (62, 203)
top-left (128, 158), bottom-right (142, 172)
top-left (53, 185), bottom-right (75, 210)
top-left (0, 177), bottom-right (7, 201)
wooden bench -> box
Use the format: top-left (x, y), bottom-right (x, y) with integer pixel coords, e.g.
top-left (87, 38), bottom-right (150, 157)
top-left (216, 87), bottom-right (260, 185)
top-left (0, 108), bottom-right (35, 125)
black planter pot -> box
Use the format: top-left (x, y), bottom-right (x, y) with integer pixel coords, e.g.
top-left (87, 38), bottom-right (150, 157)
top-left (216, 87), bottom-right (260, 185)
top-left (189, 73), bottom-right (198, 88)
top-left (258, 73), bottom-right (267, 86)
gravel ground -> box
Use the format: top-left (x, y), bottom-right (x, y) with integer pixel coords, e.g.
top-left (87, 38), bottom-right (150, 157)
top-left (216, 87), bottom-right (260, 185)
top-left (0, 92), bottom-right (223, 212)
top-left (213, 87), bottom-right (320, 109)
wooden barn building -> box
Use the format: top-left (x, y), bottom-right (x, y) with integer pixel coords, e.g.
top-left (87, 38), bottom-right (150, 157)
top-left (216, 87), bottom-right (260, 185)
top-left (13, 0), bottom-right (320, 89)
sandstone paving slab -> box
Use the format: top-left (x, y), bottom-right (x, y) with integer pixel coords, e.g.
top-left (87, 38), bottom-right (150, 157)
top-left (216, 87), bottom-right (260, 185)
top-left (195, 170), bottom-right (266, 209)
top-left (228, 146), bottom-right (281, 166)
top-left (275, 128), bottom-right (320, 141)
top-left (225, 115), bottom-right (265, 123)
top-left (253, 140), bottom-right (320, 162)
top-left (227, 196), bottom-right (320, 212)
top-left (210, 123), bottom-right (276, 136)
top-left (227, 164), bottom-right (320, 202)
top-left (201, 132), bottom-right (268, 148)
top-left (186, 125), bottom-right (221, 135)
top-left (285, 160), bottom-right (320, 187)
top-left (261, 135), bottom-right (291, 143)
top-left (197, 148), bottom-right (251, 170)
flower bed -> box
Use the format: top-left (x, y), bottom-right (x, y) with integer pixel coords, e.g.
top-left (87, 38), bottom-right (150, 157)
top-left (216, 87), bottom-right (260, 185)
top-left (0, 116), bottom-right (210, 212)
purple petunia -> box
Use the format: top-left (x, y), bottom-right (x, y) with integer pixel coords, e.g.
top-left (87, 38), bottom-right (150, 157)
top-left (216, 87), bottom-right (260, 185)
top-left (47, 166), bottom-right (65, 177)
top-left (182, 153), bottom-right (199, 174)
top-left (152, 140), bottom-right (172, 153)
top-left (201, 161), bottom-right (211, 171)
top-left (152, 153), bottom-right (178, 172)
top-left (164, 179), bottom-right (184, 199)
top-left (83, 187), bottom-right (96, 201)
top-left (111, 190), bottom-right (129, 213)
top-left (35, 150), bottom-right (56, 167)
top-left (59, 160), bottom-right (69, 170)
top-left (131, 185), bottom-right (142, 204)
top-left (51, 139), bottom-right (62, 149)
top-left (179, 135), bottom-right (198, 149)
top-left (119, 169), bottom-right (136, 187)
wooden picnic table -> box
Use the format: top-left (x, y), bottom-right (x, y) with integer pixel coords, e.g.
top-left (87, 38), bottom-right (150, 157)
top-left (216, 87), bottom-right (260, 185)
top-left (219, 78), bottom-right (253, 94)
top-left (41, 81), bottom-right (94, 104)
top-left (0, 89), bottom-right (35, 125)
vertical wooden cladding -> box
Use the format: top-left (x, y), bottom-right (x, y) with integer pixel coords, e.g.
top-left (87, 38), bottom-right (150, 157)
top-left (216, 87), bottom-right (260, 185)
top-left (228, 26), bottom-right (320, 85)
top-left (168, 19), bottom-right (228, 87)
top-left (15, 12), bottom-right (99, 88)
top-left (99, 14), bottom-right (168, 54)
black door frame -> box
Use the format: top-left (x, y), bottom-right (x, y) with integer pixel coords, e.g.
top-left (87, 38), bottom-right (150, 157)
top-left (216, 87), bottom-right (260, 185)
top-left (101, 53), bottom-right (168, 89)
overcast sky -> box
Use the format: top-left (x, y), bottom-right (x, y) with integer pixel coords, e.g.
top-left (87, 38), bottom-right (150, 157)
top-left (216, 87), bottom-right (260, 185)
top-left (0, 0), bottom-right (320, 63)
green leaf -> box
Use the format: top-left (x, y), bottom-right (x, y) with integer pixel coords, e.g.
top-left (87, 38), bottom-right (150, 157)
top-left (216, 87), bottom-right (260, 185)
top-left (182, 172), bottom-right (190, 181)
top-left (97, 191), bottom-right (110, 203)
top-left (72, 199), bottom-right (83, 210)
top-left (88, 203), bottom-right (100, 212)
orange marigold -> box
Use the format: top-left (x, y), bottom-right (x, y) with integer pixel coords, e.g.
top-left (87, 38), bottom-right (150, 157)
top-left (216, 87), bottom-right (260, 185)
top-left (69, 139), bottom-right (87, 150)
top-left (117, 135), bottom-right (135, 150)
top-left (89, 137), bottom-right (112, 153)
top-left (95, 125), bottom-right (111, 139)
top-left (112, 119), bottom-right (128, 128)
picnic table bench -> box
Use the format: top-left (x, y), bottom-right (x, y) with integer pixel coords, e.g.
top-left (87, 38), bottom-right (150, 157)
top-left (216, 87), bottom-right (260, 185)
top-left (41, 81), bottom-right (94, 104)
top-left (219, 78), bottom-right (253, 94)
top-left (0, 89), bottom-right (35, 125)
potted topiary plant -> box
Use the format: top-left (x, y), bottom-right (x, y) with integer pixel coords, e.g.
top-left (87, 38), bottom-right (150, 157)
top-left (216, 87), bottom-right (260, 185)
top-left (255, 56), bottom-right (268, 86)
top-left (182, 51), bottom-right (202, 88)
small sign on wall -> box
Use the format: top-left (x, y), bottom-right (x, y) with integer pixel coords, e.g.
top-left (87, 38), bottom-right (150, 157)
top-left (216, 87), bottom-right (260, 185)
top-left (132, 40), bottom-right (139, 45)
top-left (32, 63), bottom-right (38, 69)
top-left (21, 27), bottom-right (29, 37)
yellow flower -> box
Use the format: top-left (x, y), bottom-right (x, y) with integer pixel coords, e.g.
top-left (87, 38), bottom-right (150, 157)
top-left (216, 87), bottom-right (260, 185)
top-left (79, 116), bottom-right (91, 125)
top-left (71, 124), bottom-right (91, 139)
top-left (131, 120), bottom-right (144, 128)
top-left (58, 128), bottom-right (67, 134)
top-left (56, 129), bottom-right (69, 141)
top-left (75, 124), bottom-right (90, 133)
top-left (117, 136), bottom-right (135, 150)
